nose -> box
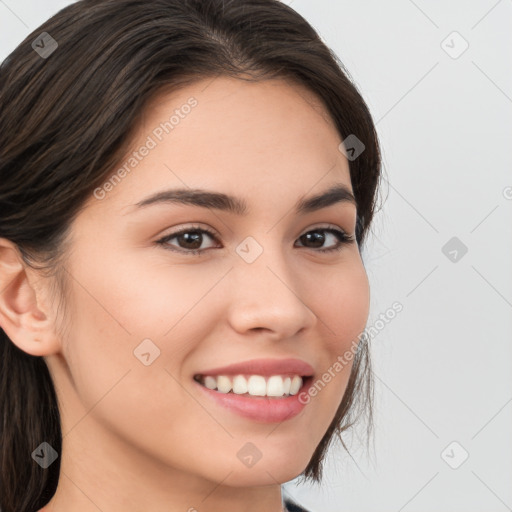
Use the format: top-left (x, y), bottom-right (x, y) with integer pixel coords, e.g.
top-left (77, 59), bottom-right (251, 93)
top-left (226, 249), bottom-right (317, 341)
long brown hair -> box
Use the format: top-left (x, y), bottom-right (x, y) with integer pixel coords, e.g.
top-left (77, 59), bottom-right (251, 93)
top-left (0, 0), bottom-right (383, 510)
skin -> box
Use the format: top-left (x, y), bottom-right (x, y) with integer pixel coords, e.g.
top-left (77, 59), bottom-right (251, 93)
top-left (0, 76), bottom-right (370, 512)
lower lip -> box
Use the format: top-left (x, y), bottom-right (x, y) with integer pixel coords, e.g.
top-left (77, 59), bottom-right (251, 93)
top-left (194, 377), bottom-right (313, 423)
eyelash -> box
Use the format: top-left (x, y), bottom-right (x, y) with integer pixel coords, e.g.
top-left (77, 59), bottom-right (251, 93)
top-left (156, 224), bottom-right (356, 256)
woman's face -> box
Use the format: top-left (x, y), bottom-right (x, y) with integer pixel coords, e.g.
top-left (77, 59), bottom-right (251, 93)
top-left (46, 76), bottom-right (370, 490)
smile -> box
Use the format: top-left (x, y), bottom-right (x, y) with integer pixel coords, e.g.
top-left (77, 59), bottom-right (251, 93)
top-left (193, 374), bottom-right (306, 398)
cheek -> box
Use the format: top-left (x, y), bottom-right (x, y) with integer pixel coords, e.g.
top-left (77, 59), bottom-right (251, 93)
top-left (299, 258), bottom-right (369, 421)
top-left (61, 253), bottom-right (230, 410)
top-left (102, 252), bottom-right (232, 337)
top-left (309, 257), bottom-right (370, 354)
top-left (59, 265), bottom-right (216, 473)
top-left (68, 246), bottom-right (225, 344)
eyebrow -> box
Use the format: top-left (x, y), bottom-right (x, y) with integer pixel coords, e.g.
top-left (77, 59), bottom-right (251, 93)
top-left (128, 183), bottom-right (357, 215)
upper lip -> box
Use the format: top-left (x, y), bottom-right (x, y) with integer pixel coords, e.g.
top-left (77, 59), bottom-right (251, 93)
top-left (195, 358), bottom-right (315, 377)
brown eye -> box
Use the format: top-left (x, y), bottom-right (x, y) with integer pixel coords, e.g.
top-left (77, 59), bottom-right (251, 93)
top-left (156, 226), bottom-right (219, 255)
top-left (295, 227), bottom-right (355, 253)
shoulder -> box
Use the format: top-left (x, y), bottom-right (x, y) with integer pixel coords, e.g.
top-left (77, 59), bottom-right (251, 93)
top-left (284, 497), bottom-right (311, 512)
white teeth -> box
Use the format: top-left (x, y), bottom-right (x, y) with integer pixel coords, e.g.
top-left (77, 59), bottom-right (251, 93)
top-left (204, 376), bottom-right (217, 390)
top-left (289, 375), bottom-right (302, 395)
top-left (247, 375), bottom-right (267, 396)
top-left (197, 374), bottom-right (305, 397)
top-left (267, 375), bottom-right (284, 397)
top-left (216, 375), bottom-right (232, 394)
top-left (232, 375), bottom-right (248, 394)
top-left (283, 377), bottom-right (291, 395)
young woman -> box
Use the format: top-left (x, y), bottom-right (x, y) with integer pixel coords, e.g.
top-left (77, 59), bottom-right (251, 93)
top-left (0, 1), bottom-right (382, 511)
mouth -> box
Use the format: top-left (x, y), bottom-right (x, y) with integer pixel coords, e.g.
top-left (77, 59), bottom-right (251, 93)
top-left (193, 373), bottom-right (314, 399)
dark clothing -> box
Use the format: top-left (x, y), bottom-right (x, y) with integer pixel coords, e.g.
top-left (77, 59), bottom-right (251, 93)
top-left (284, 497), bottom-right (310, 512)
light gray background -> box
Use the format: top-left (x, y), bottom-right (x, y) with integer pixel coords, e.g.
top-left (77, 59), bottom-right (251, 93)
top-left (1, 1), bottom-right (511, 511)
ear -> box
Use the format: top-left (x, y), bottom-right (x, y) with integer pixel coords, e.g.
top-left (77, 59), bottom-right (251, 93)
top-left (0, 238), bottom-right (61, 356)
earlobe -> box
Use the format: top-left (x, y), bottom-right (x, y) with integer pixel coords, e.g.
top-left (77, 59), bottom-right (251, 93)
top-left (0, 238), bottom-right (60, 357)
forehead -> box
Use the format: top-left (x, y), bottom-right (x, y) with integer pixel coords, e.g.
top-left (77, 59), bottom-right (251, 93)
top-left (87, 76), bottom-right (352, 216)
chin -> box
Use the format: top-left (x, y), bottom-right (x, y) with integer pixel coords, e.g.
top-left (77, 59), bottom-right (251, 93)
top-left (217, 453), bottom-right (312, 487)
